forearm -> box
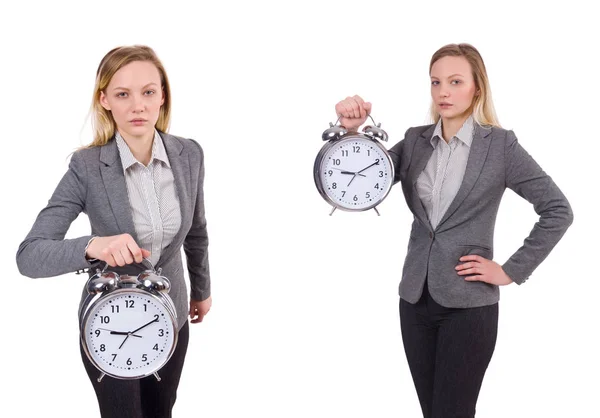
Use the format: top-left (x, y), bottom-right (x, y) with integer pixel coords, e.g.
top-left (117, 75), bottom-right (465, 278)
top-left (502, 184), bottom-right (574, 284)
top-left (17, 234), bottom-right (96, 278)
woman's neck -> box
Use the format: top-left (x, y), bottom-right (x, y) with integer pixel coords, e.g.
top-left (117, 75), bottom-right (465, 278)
top-left (119, 130), bottom-right (154, 166)
top-left (441, 114), bottom-right (470, 143)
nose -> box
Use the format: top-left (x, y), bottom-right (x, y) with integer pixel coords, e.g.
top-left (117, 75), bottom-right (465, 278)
top-left (132, 94), bottom-right (145, 113)
top-left (439, 85), bottom-right (450, 99)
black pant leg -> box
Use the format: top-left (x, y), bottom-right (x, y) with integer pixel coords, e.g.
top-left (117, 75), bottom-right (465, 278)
top-left (140, 321), bottom-right (190, 418)
top-left (400, 294), bottom-right (438, 418)
top-left (431, 301), bottom-right (498, 418)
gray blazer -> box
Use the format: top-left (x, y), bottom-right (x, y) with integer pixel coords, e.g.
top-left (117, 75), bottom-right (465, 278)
top-left (388, 123), bottom-right (573, 308)
top-left (16, 132), bottom-right (210, 329)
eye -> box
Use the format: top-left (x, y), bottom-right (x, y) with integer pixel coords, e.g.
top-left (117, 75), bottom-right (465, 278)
top-left (145, 90), bottom-right (156, 96)
top-left (451, 80), bottom-right (462, 85)
top-left (116, 92), bottom-right (128, 98)
top-left (431, 80), bottom-right (439, 86)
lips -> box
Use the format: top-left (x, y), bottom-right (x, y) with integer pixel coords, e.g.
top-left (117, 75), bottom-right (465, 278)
top-left (130, 119), bottom-right (147, 122)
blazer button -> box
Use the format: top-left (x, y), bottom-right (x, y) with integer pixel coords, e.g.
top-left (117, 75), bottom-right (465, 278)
top-left (429, 232), bottom-right (433, 239)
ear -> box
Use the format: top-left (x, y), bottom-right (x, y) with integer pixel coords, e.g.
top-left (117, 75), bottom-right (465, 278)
top-left (160, 87), bottom-right (165, 106)
top-left (99, 91), bottom-right (111, 111)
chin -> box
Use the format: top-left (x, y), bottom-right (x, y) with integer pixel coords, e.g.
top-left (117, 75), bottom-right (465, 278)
top-left (439, 108), bottom-right (468, 120)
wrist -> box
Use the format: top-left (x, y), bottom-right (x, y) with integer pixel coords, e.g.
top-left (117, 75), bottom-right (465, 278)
top-left (85, 236), bottom-right (98, 260)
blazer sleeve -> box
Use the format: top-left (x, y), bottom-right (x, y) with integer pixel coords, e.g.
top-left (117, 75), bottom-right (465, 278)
top-left (183, 140), bottom-right (211, 301)
top-left (501, 130), bottom-right (574, 284)
top-left (387, 128), bottom-right (410, 185)
top-left (16, 151), bottom-right (96, 278)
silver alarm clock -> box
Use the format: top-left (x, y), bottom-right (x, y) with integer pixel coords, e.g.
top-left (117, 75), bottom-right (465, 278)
top-left (314, 115), bottom-right (394, 215)
top-left (79, 260), bottom-right (178, 382)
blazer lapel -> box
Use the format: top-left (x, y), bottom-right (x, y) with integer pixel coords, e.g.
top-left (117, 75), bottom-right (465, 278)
top-left (156, 132), bottom-right (192, 268)
top-left (99, 139), bottom-right (138, 242)
top-left (406, 125), bottom-right (435, 230)
top-left (435, 123), bottom-right (493, 231)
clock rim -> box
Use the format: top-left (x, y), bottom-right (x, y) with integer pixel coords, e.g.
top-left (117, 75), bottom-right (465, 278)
top-left (80, 287), bottom-right (179, 380)
top-left (314, 134), bottom-right (395, 212)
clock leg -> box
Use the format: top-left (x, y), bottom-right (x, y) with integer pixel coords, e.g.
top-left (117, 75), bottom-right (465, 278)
top-left (374, 207), bottom-right (381, 216)
top-left (329, 207), bottom-right (337, 216)
top-left (97, 372), bottom-right (106, 383)
top-left (153, 372), bottom-right (162, 382)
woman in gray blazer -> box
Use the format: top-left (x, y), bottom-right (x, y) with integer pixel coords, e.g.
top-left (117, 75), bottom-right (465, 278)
top-left (335, 43), bottom-right (573, 418)
top-left (17, 45), bottom-right (211, 418)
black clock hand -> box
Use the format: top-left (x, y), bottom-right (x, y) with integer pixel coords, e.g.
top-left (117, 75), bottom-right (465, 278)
top-left (110, 331), bottom-right (143, 338)
top-left (356, 160), bottom-right (380, 175)
top-left (118, 334), bottom-right (130, 350)
top-left (130, 317), bottom-right (160, 335)
top-left (347, 174), bottom-right (357, 187)
top-left (331, 168), bottom-right (366, 177)
top-left (341, 171), bottom-right (367, 177)
top-left (97, 328), bottom-right (141, 338)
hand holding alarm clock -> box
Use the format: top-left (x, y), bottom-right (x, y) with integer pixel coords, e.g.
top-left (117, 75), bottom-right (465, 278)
top-left (314, 95), bottom-right (394, 215)
top-left (335, 95), bottom-right (372, 132)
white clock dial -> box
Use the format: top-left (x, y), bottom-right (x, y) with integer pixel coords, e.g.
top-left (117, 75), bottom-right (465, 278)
top-left (82, 290), bottom-right (176, 379)
top-left (319, 138), bottom-right (393, 210)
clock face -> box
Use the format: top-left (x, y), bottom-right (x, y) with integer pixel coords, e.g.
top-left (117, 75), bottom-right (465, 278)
top-left (318, 137), bottom-right (393, 210)
top-left (82, 289), bottom-right (177, 379)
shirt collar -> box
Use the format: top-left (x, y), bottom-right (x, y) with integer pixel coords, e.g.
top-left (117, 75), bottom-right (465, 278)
top-left (430, 115), bottom-right (475, 148)
top-left (115, 129), bottom-right (171, 170)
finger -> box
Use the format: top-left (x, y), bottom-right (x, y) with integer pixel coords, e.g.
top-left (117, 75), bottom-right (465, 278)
top-left (457, 267), bottom-right (482, 276)
top-left (190, 307), bottom-right (204, 324)
top-left (127, 241), bottom-right (144, 264)
top-left (363, 102), bottom-right (372, 114)
top-left (464, 274), bottom-right (488, 282)
top-left (348, 97), bottom-right (361, 118)
top-left (353, 95), bottom-right (365, 108)
top-left (103, 251), bottom-right (118, 268)
top-left (189, 305), bottom-right (198, 322)
top-left (111, 249), bottom-right (126, 267)
top-left (340, 101), bottom-right (354, 118)
top-left (455, 261), bottom-right (481, 271)
top-left (141, 249), bottom-right (151, 259)
top-left (351, 96), bottom-right (365, 119)
top-left (459, 255), bottom-right (485, 263)
top-left (120, 247), bottom-right (134, 265)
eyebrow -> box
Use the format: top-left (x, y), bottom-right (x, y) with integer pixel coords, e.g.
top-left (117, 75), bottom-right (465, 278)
top-left (430, 73), bottom-right (465, 79)
top-left (112, 83), bottom-right (159, 91)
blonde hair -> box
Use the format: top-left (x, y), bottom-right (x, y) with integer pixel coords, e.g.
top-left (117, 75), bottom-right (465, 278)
top-left (429, 43), bottom-right (501, 128)
top-left (83, 45), bottom-right (172, 148)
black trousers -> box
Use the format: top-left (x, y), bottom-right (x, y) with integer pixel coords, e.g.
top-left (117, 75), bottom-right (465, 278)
top-left (80, 321), bottom-right (190, 418)
top-left (400, 283), bottom-right (498, 418)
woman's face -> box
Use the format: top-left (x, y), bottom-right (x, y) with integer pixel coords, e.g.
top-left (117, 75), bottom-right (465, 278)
top-left (100, 60), bottom-right (164, 141)
top-left (430, 55), bottom-right (478, 122)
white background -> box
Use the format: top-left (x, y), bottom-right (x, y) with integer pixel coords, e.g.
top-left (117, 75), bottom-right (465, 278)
top-left (1, 1), bottom-right (598, 417)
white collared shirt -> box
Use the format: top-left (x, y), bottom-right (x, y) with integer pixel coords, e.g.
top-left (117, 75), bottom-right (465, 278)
top-left (416, 116), bottom-right (475, 229)
top-left (115, 129), bottom-right (181, 266)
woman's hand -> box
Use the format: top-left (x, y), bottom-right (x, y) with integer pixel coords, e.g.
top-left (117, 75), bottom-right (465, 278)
top-left (86, 234), bottom-right (151, 267)
top-left (189, 296), bottom-right (212, 324)
top-left (455, 255), bottom-right (514, 286)
top-left (335, 95), bottom-right (372, 132)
